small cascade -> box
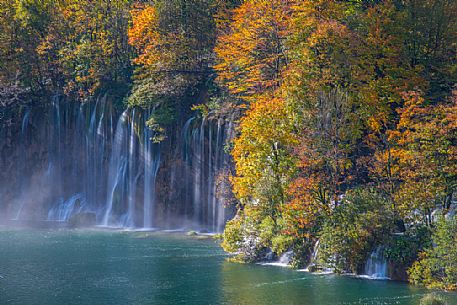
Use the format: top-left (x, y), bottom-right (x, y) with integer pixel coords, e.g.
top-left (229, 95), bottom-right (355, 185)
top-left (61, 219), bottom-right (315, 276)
top-left (47, 194), bottom-right (86, 221)
top-left (311, 239), bottom-right (320, 263)
top-left (363, 247), bottom-right (389, 279)
top-left (279, 250), bottom-right (294, 265)
top-left (301, 239), bottom-right (334, 273)
top-left (262, 250), bottom-right (294, 267)
top-left (13, 108), bottom-right (31, 220)
top-left (304, 239), bottom-right (320, 271)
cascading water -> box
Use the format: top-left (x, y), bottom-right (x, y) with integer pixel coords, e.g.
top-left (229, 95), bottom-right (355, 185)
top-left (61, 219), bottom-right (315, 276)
top-left (262, 250), bottom-right (294, 267)
top-left (125, 108), bottom-right (137, 228)
top-left (4, 96), bottom-right (233, 232)
top-left (191, 117), bottom-right (204, 225)
top-left (13, 108), bottom-right (31, 220)
top-left (301, 240), bottom-right (336, 274)
top-left (103, 110), bottom-right (128, 226)
top-left (102, 109), bottom-right (162, 228)
top-left (363, 247), bottom-right (389, 279)
top-left (45, 96), bottom-right (114, 223)
top-left (182, 116), bottom-right (232, 232)
top-left (48, 194), bottom-right (86, 221)
top-left (143, 126), bottom-right (161, 229)
top-left (311, 239), bottom-right (320, 263)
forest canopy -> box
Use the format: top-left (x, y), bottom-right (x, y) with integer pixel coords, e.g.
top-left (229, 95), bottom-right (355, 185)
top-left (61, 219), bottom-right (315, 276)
top-left (0, 0), bottom-right (456, 290)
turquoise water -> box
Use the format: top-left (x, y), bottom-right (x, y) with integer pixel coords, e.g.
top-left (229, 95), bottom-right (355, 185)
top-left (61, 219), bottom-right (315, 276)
top-left (0, 228), bottom-right (455, 305)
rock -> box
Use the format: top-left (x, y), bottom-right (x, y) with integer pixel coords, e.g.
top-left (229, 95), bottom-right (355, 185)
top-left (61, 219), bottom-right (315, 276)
top-left (307, 264), bottom-right (319, 273)
top-left (445, 203), bottom-right (456, 219)
top-left (68, 212), bottom-right (96, 228)
top-left (388, 261), bottom-right (408, 281)
top-left (187, 231), bottom-right (198, 236)
top-left (264, 250), bottom-right (275, 262)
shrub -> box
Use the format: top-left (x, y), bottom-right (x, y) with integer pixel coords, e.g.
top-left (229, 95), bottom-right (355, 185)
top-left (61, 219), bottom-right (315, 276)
top-left (271, 234), bottom-right (293, 256)
top-left (419, 293), bottom-right (448, 305)
top-left (221, 216), bottom-right (244, 254)
top-left (385, 225), bottom-right (431, 267)
top-left (409, 216), bottom-right (457, 290)
top-left (221, 210), bottom-right (275, 262)
top-left (318, 188), bottom-right (394, 273)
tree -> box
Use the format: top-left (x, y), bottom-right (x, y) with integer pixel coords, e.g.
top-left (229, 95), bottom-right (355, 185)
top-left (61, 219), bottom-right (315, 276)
top-left (128, 0), bottom-right (216, 139)
top-left (402, 0), bottom-right (457, 100)
top-left (231, 94), bottom-right (297, 213)
top-left (214, 0), bottom-right (293, 103)
top-left (38, 0), bottom-right (132, 99)
top-left (388, 91), bottom-right (457, 224)
top-left (409, 216), bottom-right (457, 290)
top-left (0, 0), bottom-right (54, 92)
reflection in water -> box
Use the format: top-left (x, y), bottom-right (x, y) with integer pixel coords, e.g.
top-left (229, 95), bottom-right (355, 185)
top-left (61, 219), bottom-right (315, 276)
top-left (0, 229), bottom-right (456, 305)
top-left (220, 260), bottom-right (453, 305)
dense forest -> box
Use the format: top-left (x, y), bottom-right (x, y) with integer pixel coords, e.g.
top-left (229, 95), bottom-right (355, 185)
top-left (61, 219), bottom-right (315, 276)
top-left (0, 0), bottom-right (456, 291)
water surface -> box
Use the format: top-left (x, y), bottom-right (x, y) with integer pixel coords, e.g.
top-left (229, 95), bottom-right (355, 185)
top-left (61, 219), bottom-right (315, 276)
top-left (0, 228), bottom-right (455, 305)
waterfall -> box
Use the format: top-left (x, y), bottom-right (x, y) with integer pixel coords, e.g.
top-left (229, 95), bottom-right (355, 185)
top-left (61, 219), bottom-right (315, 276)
top-left (125, 109), bottom-right (137, 228)
top-left (363, 246), bottom-right (389, 279)
top-left (211, 119), bottom-right (222, 232)
top-left (183, 117), bottom-right (194, 222)
top-left (48, 194), bottom-right (86, 221)
top-left (301, 240), bottom-right (323, 272)
top-left (96, 106), bottom-right (162, 228)
top-left (103, 110), bottom-right (128, 226)
top-left (262, 250), bottom-right (294, 267)
top-left (192, 118), bottom-right (204, 225)
top-left (13, 108), bottom-right (31, 220)
top-left (279, 251), bottom-right (294, 265)
top-left (311, 239), bottom-right (320, 263)
top-left (50, 96), bottom-right (63, 200)
top-left (4, 96), bottom-right (232, 231)
top-left (207, 123), bottom-right (213, 229)
top-left (182, 116), bottom-right (232, 232)
top-left (143, 126), bottom-right (161, 229)
top-left (215, 117), bottom-right (227, 232)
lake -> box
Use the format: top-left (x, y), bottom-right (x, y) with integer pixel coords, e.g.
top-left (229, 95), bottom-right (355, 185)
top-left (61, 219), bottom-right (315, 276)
top-left (0, 228), bottom-right (455, 305)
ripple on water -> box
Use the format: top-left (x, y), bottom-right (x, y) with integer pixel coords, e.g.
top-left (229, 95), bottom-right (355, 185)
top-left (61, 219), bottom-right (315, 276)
top-left (0, 229), bottom-right (456, 305)
top-left (93, 276), bottom-right (134, 289)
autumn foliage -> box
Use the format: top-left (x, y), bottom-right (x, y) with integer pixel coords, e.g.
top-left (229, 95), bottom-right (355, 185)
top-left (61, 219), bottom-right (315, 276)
top-left (218, 0), bottom-right (457, 281)
top-left (214, 0), bottom-right (293, 103)
top-left (0, 0), bottom-right (455, 287)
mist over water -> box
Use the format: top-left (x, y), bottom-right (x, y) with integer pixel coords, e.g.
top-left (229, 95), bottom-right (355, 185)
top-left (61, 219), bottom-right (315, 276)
top-left (2, 96), bottom-right (232, 232)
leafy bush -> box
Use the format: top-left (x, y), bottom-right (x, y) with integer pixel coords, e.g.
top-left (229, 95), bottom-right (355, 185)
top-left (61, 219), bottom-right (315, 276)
top-left (319, 188), bottom-right (394, 273)
top-left (221, 210), bottom-right (276, 263)
top-left (221, 216), bottom-right (244, 254)
top-left (409, 216), bottom-right (457, 290)
top-left (385, 225), bottom-right (431, 266)
top-left (271, 234), bottom-right (293, 256)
